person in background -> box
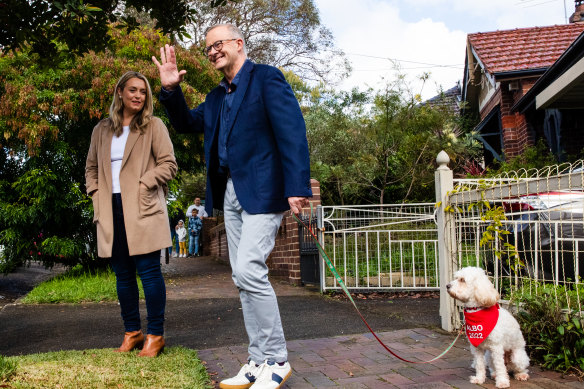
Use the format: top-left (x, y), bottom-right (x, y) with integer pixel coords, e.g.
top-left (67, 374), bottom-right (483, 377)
top-left (176, 219), bottom-right (188, 257)
top-left (153, 23), bottom-right (311, 389)
top-left (85, 71), bottom-right (177, 357)
top-left (187, 208), bottom-right (203, 256)
top-left (186, 197), bottom-right (208, 254)
top-left (168, 207), bottom-right (185, 257)
top-left (186, 197), bottom-right (208, 219)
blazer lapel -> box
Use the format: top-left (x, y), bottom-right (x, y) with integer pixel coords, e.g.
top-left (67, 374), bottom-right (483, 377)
top-left (100, 128), bottom-right (114, 195)
top-left (121, 129), bottom-right (140, 170)
top-left (225, 60), bottom-right (253, 140)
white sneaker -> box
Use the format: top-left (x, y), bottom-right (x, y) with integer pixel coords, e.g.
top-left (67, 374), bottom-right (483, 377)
top-left (249, 361), bottom-right (291, 389)
top-left (172, 253), bottom-right (178, 258)
top-left (219, 360), bottom-right (260, 389)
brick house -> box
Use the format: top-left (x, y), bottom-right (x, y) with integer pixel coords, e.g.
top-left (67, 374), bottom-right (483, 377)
top-left (461, 3), bottom-right (584, 165)
top-left (513, 24), bottom-right (584, 161)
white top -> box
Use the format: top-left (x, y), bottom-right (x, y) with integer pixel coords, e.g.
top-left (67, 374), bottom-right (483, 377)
top-left (176, 226), bottom-right (187, 242)
top-left (186, 204), bottom-right (208, 218)
top-left (111, 125), bottom-right (130, 194)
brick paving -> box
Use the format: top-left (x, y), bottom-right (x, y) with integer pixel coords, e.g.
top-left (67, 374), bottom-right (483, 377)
top-left (176, 257), bottom-right (584, 388)
top-left (199, 328), bottom-right (584, 388)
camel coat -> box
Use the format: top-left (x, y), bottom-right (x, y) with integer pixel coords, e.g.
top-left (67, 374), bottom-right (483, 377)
top-left (85, 117), bottom-right (177, 258)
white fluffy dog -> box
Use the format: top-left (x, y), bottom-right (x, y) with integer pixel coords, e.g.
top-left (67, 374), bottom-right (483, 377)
top-left (446, 267), bottom-right (530, 388)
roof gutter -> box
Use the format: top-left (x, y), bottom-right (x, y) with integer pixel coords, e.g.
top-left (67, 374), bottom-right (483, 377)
top-left (492, 68), bottom-right (548, 80)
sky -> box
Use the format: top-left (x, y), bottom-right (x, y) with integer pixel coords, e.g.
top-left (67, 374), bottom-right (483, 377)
top-left (314, 0), bottom-right (571, 100)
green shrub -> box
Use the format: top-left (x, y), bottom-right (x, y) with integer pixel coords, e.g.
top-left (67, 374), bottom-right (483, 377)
top-left (514, 285), bottom-right (584, 375)
top-left (0, 355), bottom-right (17, 382)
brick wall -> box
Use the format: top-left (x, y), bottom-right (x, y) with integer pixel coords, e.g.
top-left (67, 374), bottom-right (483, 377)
top-left (478, 79), bottom-right (539, 158)
top-left (203, 179), bottom-right (321, 284)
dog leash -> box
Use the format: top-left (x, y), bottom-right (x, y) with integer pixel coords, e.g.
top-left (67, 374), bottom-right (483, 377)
top-left (293, 211), bottom-right (463, 364)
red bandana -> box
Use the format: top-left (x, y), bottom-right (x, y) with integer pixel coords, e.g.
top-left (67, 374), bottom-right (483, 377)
top-left (463, 304), bottom-right (499, 347)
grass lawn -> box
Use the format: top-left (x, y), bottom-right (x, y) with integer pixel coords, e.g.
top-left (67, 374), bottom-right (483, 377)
top-left (21, 266), bottom-right (144, 304)
top-left (1, 347), bottom-right (212, 388)
top-left (5, 267), bottom-right (212, 388)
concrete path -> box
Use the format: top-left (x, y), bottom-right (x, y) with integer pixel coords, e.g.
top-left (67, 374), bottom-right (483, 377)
top-left (1, 256), bottom-right (582, 388)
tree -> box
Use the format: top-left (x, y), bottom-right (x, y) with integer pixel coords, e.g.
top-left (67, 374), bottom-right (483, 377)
top-left (0, 0), bottom-right (231, 65)
top-left (0, 24), bottom-right (220, 272)
top-left (352, 79), bottom-right (481, 204)
top-left (304, 75), bottom-right (482, 205)
top-left (303, 87), bottom-right (370, 205)
top-left (186, 0), bottom-right (350, 83)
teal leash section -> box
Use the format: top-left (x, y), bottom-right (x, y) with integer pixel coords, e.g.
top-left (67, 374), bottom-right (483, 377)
top-left (293, 209), bottom-right (462, 364)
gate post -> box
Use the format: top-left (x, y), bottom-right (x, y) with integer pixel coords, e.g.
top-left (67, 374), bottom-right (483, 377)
top-left (435, 151), bottom-right (458, 332)
top-left (316, 205), bottom-right (325, 293)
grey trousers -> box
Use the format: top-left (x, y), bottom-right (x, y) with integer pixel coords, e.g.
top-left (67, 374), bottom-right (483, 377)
top-left (223, 178), bottom-right (287, 363)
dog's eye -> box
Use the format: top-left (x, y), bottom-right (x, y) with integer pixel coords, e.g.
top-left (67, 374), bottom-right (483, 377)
top-left (459, 278), bottom-right (465, 283)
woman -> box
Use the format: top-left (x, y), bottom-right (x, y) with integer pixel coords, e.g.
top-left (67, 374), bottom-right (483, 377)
top-left (85, 71), bottom-right (177, 357)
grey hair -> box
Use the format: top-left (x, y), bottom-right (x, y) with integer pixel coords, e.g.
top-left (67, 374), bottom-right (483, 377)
top-left (205, 23), bottom-right (247, 54)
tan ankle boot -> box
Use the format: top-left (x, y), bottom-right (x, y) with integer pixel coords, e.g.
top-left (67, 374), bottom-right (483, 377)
top-left (138, 334), bottom-right (165, 357)
top-left (114, 330), bottom-right (144, 352)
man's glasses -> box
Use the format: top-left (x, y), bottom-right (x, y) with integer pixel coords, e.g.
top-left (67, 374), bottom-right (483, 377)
top-left (203, 39), bottom-right (238, 56)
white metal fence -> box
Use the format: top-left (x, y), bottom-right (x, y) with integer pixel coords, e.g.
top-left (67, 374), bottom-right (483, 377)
top-left (438, 156), bottom-right (584, 330)
top-left (313, 153), bottom-right (584, 332)
top-left (317, 204), bottom-right (439, 292)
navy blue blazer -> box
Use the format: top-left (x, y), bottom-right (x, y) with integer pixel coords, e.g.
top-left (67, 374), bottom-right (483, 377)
top-left (160, 60), bottom-right (312, 215)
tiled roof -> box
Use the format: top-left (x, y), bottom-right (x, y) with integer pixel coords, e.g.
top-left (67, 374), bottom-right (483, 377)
top-left (424, 84), bottom-right (461, 115)
top-left (468, 24), bottom-right (584, 75)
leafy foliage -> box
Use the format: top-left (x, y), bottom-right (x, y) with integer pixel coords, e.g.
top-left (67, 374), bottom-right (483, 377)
top-left (487, 139), bottom-right (558, 176)
top-left (186, 0), bottom-right (350, 82)
top-left (0, 25), bottom-right (219, 272)
top-left (0, 0), bottom-right (230, 65)
top-left (515, 285), bottom-right (584, 376)
top-left (304, 76), bottom-right (482, 205)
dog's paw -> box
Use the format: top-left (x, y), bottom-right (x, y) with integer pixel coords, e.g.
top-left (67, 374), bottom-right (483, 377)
top-left (495, 378), bottom-right (510, 388)
top-left (470, 376), bottom-right (485, 384)
top-left (514, 372), bottom-right (529, 381)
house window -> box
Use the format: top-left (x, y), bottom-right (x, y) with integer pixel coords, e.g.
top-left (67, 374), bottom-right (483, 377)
top-left (544, 109), bottom-right (563, 161)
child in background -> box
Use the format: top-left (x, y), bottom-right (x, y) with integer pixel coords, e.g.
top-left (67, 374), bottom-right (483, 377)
top-left (176, 220), bottom-right (187, 258)
top-left (188, 209), bottom-right (203, 257)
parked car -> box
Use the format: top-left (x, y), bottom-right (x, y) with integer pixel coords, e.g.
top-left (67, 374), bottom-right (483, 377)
top-left (501, 190), bottom-right (584, 282)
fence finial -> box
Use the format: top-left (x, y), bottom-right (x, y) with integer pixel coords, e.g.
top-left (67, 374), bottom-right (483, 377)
top-left (436, 151), bottom-right (450, 170)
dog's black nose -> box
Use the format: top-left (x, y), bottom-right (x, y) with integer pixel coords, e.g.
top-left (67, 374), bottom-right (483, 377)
top-left (446, 283), bottom-right (451, 290)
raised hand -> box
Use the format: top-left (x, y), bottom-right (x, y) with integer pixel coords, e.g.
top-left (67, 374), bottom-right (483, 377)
top-left (152, 44), bottom-right (187, 91)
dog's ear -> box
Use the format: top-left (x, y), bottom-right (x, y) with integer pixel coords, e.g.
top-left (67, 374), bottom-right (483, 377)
top-left (475, 274), bottom-right (499, 307)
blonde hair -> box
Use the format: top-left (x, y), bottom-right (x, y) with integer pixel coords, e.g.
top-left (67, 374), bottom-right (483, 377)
top-left (108, 71), bottom-right (154, 136)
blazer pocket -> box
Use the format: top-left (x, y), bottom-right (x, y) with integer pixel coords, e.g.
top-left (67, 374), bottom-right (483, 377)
top-left (91, 191), bottom-right (99, 223)
top-left (255, 158), bottom-right (284, 200)
top-left (139, 184), bottom-right (163, 217)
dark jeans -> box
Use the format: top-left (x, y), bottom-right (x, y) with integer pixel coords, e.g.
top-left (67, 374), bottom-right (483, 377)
top-left (110, 193), bottom-right (166, 335)
top-left (169, 227), bottom-right (179, 254)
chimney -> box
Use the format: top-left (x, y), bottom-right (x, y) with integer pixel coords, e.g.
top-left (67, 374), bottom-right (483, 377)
top-left (570, 0), bottom-right (584, 23)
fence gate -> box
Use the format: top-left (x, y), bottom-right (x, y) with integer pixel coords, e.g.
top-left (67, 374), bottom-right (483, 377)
top-left (298, 214), bottom-right (320, 285)
top-left (315, 204), bottom-right (439, 292)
